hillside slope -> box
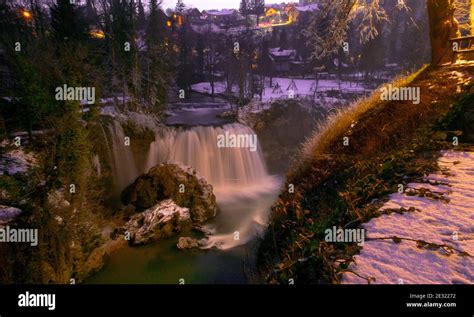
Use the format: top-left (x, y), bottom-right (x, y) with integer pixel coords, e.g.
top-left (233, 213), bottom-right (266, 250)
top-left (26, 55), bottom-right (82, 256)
top-left (258, 62), bottom-right (474, 284)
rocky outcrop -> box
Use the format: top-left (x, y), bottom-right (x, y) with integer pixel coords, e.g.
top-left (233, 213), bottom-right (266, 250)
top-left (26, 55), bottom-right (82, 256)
top-left (46, 190), bottom-right (70, 210)
top-left (238, 100), bottom-right (324, 173)
top-left (124, 199), bottom-right (191, 245)
top-left (40, 234), bottom-right (127, 283)
top-left (122, 163), bottom-right (218, 224)
top-left (177, 237), bottom-right (202, 250)
top-left (74, 237), bottom-right (126, 281)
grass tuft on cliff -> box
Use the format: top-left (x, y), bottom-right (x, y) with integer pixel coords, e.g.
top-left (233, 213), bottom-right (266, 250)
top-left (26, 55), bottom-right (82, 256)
top-left (300, 65), bottom-right (429, 161)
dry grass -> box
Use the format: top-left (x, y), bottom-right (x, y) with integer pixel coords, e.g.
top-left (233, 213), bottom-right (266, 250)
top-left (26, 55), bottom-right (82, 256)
top-left (300, 65), bottom-right (430, 162)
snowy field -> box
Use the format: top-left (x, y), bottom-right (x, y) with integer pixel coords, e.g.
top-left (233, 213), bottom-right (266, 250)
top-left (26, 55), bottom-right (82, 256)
top-left (342, 151), bottom-right (474, 284)
top-left (191, 77), bottom-right (371, 102)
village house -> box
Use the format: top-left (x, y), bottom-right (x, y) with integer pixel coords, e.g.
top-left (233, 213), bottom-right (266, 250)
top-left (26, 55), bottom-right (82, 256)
top-left (185, 7), bottom-right (203, 23)
top-left (202, 9), bottom-right (243, 27)
top-left (268, 47), bottom-right (302, 74)
top-left (259, 2), bottom-right (319, 25)
top-left (261, 4), bottom-right (290, 25)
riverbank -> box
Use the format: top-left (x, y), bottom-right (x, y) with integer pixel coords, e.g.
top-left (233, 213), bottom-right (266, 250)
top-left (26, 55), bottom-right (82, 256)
top-left (258, 62), bottom-right (474, 284)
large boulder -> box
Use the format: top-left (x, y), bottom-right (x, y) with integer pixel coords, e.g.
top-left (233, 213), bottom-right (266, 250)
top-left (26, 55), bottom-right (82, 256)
top-left (176, 237), bottom-right (202, 250)
top-left (124, 199), bottom-right (191, 245)
top-left (122, 163), bottom-right (218, 224)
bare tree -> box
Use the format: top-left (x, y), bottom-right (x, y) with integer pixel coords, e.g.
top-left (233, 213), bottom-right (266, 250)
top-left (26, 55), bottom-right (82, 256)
top-left (204, 43), bottom-right (217, 96)
top-left (304, 0), bottom-right (464, 66)
top-left (303, 0), bottom-right (393, 65)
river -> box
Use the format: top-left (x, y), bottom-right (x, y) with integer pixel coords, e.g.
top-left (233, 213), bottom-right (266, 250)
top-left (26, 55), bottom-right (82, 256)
top-left (88, 96), bottom-right (282, 284)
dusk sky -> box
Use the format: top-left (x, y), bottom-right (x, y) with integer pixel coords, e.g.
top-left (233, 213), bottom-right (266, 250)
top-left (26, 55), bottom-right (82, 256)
top-left (161, 0), bottom-right (298, 10)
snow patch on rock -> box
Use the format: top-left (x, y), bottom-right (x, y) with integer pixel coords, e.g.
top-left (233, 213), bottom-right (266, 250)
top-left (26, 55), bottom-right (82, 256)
top-left (0, 205), bottom-right (23, 224)
top-left (0, 147), bottom-right (38, 176)
top-left (124, 199), bottom-right (191, 245)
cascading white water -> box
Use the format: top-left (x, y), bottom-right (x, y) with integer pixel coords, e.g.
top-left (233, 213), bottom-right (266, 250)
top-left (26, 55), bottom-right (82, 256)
top-left (145, 123), bottom-right (281, 250)
top-left (108, 121), bottom-right (139, 191)
top-left (147, 124), bottom-right (269, 187)
top-left (91, 154), bottom-right (101, 177)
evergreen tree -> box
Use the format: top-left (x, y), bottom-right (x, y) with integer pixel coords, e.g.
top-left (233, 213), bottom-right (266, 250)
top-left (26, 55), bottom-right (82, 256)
top-left (145, 0), bottom-right (169, 111)
top-left (175, 0), bottom-right (186, 14)
top-left (107, 0), bottom-right (141, 108)
top-left (137, 0), bottom-right (146, 30)
top-left (196, 34), bottom-right (205, 81)
top-left (147, 0), bottom-right (166, 44)
top-left (259, 39), bottom-right (271, 78)
top-left (50, 0), bottom-right (88, 42)
top-left (240, 0), bottom-right (249, 18)
top-left (85, 0), bottom-right (99, 26)
top-left (250, 0), bottom-right (265, 26)
top-left (176, 20), bottom-right (194, 93)
top-left (359, 33), bottom-right (385, 78)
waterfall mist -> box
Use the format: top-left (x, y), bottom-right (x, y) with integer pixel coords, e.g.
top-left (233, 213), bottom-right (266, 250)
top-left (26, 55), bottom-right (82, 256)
top-left (108, 120), bottom-right (139, 192)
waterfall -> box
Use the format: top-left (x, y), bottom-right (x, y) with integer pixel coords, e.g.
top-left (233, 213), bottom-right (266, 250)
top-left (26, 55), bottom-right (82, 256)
top-left (108, 120), bottom-right (139, 191)
top-left (91, 154), bottom-right (101, 177)
top-left (145, 123), bottom-right (281, 249)
top-left (146, 123), bottom-right (275, 193)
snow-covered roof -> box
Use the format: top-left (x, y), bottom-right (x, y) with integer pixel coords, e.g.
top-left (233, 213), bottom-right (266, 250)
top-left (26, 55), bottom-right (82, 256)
top-left (191, 23), bottom-right (223, 33)
top-left (265, 4), bottom-right (282, 9)
top-left (294, 4), bottom-right (318, 12)
top-left (185, 8), bottom-right (201, 14)
top-left (205, 9), bottom-right (236, 16)
top-left (269, 48), bottom-right (297, 59)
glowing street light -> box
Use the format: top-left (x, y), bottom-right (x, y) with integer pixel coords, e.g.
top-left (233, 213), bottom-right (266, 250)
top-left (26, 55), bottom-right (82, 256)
top-left (21, 9), bottom-right (32, 20)
top-left (90, 29), bottom-right (105, 39)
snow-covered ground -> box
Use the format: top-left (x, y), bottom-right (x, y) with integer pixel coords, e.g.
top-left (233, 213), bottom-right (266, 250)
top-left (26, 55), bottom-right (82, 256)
top-left (0, 206), bottom-right (23, 224)
top-left (191, 77), bottom-right (371, 103)
top-left (99, 106), bottom-right (164, 132)
top-left (190, 82), bottom-right (228, 95)
top-left (342, 151), bottom-right (474, 284)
